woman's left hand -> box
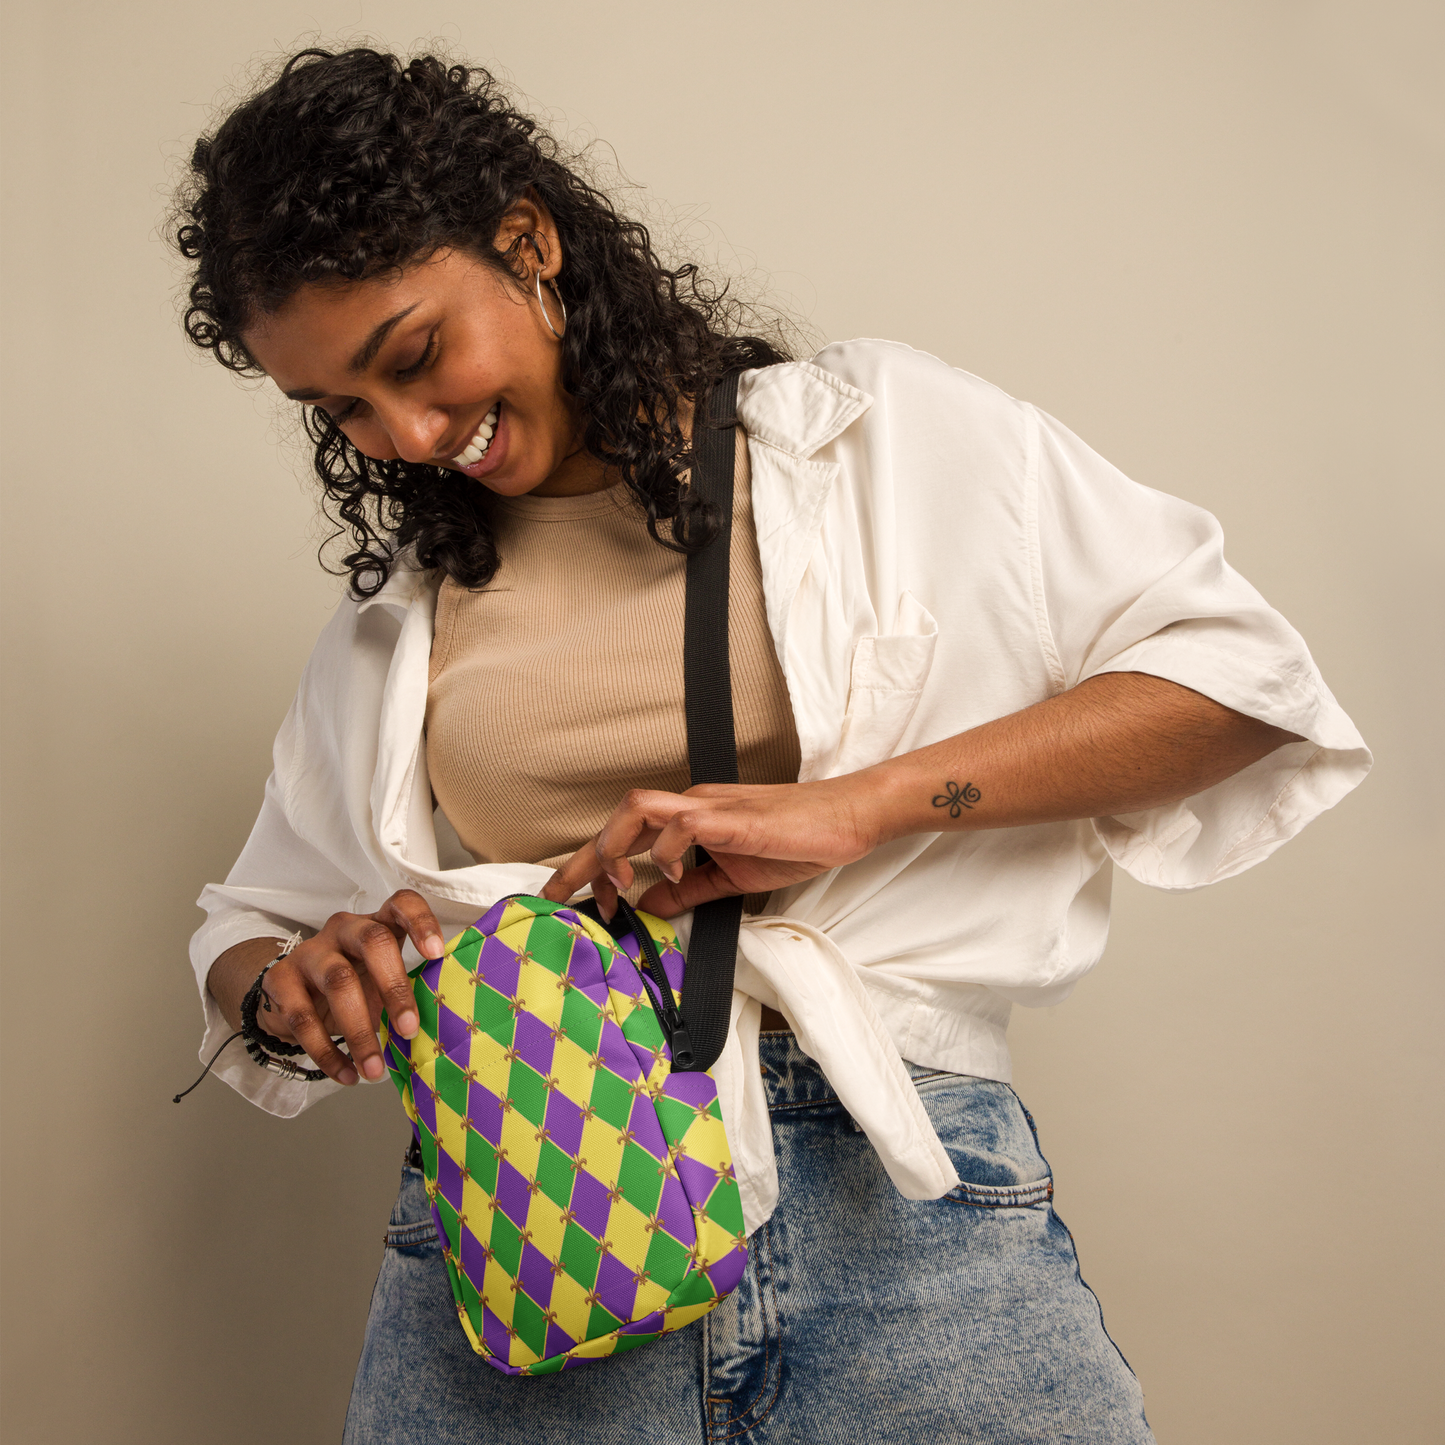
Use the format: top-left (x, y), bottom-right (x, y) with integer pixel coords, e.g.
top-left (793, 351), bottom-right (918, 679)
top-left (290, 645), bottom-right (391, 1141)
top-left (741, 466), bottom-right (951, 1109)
top-left (539, 777), bottom-right (887, 920)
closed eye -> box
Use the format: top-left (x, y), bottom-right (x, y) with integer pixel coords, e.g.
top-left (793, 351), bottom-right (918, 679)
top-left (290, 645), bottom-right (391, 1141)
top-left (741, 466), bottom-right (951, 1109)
top-left (395, 329), bottom-right (437, 381)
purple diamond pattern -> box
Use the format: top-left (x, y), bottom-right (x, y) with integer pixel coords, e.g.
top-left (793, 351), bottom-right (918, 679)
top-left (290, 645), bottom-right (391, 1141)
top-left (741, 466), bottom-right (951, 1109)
top-left (381, 899), bottom-right (748, 1375)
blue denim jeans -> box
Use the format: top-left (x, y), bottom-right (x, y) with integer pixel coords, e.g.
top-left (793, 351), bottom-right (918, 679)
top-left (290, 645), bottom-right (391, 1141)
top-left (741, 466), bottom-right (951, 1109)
top-left (345, 1033), bottom-right (1153, 1443)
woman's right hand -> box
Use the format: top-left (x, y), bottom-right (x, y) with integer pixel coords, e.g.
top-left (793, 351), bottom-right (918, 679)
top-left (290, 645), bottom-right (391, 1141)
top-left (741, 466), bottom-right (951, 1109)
top-left (205, 889), bottom-right (445, 1086)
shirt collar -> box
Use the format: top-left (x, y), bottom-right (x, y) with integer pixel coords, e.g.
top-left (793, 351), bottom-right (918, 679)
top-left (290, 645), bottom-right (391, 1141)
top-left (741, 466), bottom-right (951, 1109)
top-left (736, 360), bottom-right (871, 458)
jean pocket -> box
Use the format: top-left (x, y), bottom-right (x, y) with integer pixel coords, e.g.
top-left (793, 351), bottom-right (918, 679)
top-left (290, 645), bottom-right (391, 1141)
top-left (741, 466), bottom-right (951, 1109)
top-left (942, 1176), bottom-right (1053, 1209)
top-left (914, 1074), bottom-right (1055, 1206)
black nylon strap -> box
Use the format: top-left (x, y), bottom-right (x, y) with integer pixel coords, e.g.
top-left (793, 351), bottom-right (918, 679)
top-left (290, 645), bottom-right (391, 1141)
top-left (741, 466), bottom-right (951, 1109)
top-left (678, 370), bottom-right (744, 1072)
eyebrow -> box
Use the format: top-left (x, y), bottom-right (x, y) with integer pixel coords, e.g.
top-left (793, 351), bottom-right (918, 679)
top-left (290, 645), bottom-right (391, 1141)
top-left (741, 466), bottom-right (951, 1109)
top-left (282, 302), bottom-right (423, 401)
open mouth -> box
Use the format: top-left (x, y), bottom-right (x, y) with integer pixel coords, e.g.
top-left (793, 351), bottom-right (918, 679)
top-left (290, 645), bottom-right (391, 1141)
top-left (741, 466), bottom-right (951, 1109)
top-left (451, 401), bottom-right (500, 469)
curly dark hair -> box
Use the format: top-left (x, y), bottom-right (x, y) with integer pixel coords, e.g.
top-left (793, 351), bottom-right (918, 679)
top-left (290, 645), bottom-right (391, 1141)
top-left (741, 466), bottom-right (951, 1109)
top-left (173, 47), bottom-right (790, 595)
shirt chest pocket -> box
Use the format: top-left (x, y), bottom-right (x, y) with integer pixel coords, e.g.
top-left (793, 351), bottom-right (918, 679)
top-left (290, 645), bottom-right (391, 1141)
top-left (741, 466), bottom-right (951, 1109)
top-left (824, 592), bottom-right (939, 778)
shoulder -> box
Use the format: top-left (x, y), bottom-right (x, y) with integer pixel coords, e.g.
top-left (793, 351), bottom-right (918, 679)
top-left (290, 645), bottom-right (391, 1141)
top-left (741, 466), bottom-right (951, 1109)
top-left (801, 341), bottom-right (1035, 504)
top-left (809, 338), bottom-right (1027, 430)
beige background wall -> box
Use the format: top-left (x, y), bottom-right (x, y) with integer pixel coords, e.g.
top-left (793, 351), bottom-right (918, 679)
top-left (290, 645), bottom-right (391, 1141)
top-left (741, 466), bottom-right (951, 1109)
top-left (2, 2), bottom-right (1440, 1441)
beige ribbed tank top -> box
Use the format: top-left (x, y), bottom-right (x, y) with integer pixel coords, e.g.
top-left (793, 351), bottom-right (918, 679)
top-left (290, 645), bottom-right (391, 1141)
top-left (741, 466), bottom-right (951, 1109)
top-left (425, 435), bottom-right (801, 903)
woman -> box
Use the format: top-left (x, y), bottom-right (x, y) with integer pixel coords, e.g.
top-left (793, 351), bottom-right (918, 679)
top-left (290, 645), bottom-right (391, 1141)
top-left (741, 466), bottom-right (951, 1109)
top-left (179, 47), bottom-right (1369, 1443)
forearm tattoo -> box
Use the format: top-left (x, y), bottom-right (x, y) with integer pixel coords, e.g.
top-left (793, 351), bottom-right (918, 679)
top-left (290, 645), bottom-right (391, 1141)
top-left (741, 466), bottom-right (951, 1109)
top-left (932, 780), bottom-right (981, 817)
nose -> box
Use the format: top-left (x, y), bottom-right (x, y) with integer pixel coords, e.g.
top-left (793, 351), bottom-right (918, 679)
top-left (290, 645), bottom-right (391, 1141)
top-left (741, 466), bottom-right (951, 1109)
top-left (376, 399), bottom-right (449, 465)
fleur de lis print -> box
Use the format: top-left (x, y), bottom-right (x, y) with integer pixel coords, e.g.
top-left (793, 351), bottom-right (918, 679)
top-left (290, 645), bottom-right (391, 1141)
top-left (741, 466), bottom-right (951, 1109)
top-left (505, 993), bottom-right (527, 1018)
top-left (932, 780), bottom-right (981, 817)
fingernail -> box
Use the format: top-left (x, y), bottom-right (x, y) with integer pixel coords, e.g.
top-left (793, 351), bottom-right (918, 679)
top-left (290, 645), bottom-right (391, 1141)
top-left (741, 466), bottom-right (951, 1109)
top-left (665, 862), bottom-right (683, 883)
top-left (362, 1056), bottom-right (385, 1082)
top-left (423, 934), bottom-right (445, 960)
top-left (605, 872), bottom-right (626, 890)
top-left (339, 1066), bottom-right (359, 1086)
top-left (396, 1010), bottom-right (419, 1039)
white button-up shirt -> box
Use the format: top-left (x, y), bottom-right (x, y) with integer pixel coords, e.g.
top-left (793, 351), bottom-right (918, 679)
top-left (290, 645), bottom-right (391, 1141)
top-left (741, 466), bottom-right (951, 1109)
top-left (190, 339), bottom-right (1370, 1232)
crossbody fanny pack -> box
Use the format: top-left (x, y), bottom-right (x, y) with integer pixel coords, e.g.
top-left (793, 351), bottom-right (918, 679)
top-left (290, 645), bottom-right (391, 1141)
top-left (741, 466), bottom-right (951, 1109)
top-left (379, 373), bottom-right (749, 1375)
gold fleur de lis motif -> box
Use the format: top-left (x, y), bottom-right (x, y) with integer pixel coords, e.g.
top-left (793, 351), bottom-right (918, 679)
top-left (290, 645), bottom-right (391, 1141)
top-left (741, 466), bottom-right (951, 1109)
top-left (616, 1128), bottom-right (637, 1148)
top-left (605, 1184), bottom-right (625, 1205)
top-left (500, 1096), bottom-right (516, 1114)
top-left (729, 1230), bottom-right (747, 1252)
top-left (692, 1102), bottom-right (712, 1124)
top-left (442, 1246), bottom-right (455, 1267)
top-left (504, 1321), bottom-right (521, 1341)
top-left (425, 1180), bottom-right (438, 1202)
top-left (594, 1238), bottom-right (614, 1258)
top-left (534, 1125), bottom-right (552, 1146)
top-left (586, 1053), bottom-right (604, 1072)
top-left (691, 1201), bottom-right (709, 1225)
top-left (460, 1165), bottom-right (473, 1183)
top-left (524, 1175), bottom-right (543, 1197)
top-left (631, 1267), bottom-right (652, 1289)
top-left (493, 1145), bottom-right (509, 1164)
top-left (559, 1207), bottom-right (578, 1228)
top-left (657, 1158), bottom-right (678, 1180)
top-left (542, 1306), bottom-right (560, 1326)
top-left (481, 1243), bottom-right (497, 1265)
top-left (555, 971), bottom-right (576, 994)
top-left (569, 1154), bottom-right (588, 1175)
top-left (463, 1065), bottom-right (480, 1084)
top-left (509, 1277), bottom-right (525, 1294)
top-left (466, 1017), bottom-right (483, 1036)
top-left (627, 1078), bottom-right (649, 1099)
top-left (506, 994), bottom-right (526, 1018)
top-left (643, 1213), bottom-right (664, 1235)
top-left (544, 1074), bottom-right (562, 1095)
top-left (686, 1243), bottom-right (707, 1270)
top-left (548, 1258), bottom-right (566, 1279)
top-left (549, 1022), bottom-right (568, 1042)
top-left (583, 1288), bottom-right (603, 1308)
top-left (502, 1045), bottom-right (523, 1065)
top-left (514, 949), bottom-right (537, 969)
top-left (714, 1161), bottom-right (735, 1183)
top-left (648, 1044), bottom-right (667, 1069)
top-left (580, 1103), bottom-right (598, 1122)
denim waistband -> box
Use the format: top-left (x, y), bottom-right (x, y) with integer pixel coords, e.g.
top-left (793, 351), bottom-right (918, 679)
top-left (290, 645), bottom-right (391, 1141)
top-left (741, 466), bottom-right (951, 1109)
top-left (758, 1029), bottom-right (947, 1112)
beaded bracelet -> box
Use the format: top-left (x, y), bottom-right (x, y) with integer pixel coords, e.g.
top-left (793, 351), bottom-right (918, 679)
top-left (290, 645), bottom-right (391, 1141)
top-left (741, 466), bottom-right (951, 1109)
top-left (239, 933), bottom-right (345, 1082)
top-left (173, 931), bottom-right (342, 1101)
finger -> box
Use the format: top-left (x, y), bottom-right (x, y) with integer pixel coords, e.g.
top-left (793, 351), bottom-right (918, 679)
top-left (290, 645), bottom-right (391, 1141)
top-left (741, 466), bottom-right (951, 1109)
top-left (322, 924), bottom-right (403, 1080)
top-left (635, 860), bottom-right (740, 919)
top-left (592, 871), bottom-right (619, 923)
top-left (265, 958), bottom-right (359, 1086)
top-left (370, 892), bottom-right (439, 1040)
top-left (378, 889), bottom-right (447, 963)
top-left (591, 790), bottom-right (685, 875)
top-left (541, 839), bottom-right (611, 904)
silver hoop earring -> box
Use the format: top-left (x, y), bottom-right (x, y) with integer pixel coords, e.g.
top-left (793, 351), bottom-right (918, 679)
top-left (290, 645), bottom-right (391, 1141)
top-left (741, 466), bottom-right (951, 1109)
top-left (535, 267), bottom-right (566, 341)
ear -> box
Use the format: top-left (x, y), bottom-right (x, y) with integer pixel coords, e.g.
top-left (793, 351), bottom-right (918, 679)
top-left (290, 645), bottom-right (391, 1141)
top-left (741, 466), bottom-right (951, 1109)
top-left (492, 192), bottom-right (563, 281)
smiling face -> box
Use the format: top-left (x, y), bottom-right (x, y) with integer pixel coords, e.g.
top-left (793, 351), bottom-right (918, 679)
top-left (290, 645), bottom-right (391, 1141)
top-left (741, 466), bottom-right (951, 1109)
top-left (241, 204), bottom-right (611, 499)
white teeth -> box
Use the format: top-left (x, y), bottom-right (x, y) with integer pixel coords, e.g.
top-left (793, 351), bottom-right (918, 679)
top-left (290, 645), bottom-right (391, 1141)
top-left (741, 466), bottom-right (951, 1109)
top-left (454, 405), bottom-right (500, 468)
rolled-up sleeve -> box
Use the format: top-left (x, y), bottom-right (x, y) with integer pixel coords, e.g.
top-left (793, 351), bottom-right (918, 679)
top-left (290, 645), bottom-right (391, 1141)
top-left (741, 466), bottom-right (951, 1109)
top-left (1032, 404), bottom-right (1371, 888)
top-left (189, 702), bottom-right (365, 1117)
